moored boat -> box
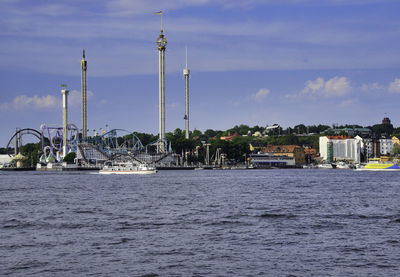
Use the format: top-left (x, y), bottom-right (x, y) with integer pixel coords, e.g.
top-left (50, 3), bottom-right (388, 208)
top-left (99, 161), bottom-right (157, 175)
top-left (335, 161), bottom-right (353, 169)
top-left (316, 163), bottom-right (335, 169)
top-left (355, 158), bottom-right (400, 171)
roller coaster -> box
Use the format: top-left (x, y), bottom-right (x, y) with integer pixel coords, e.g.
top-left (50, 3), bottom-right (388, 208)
top-left (6, 126), bottom-right (174, 166)
top-left (76, 129), bottom-right (173, 165)
top-left (6, 128), bottom-right (43, 156)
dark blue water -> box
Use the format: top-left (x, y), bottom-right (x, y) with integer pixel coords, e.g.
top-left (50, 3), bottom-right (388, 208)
top-left (1, 169), bottom-right (400, 276)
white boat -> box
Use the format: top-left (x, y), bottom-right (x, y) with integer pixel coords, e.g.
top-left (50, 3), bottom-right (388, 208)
top-left (99, 161), bottom-right (157, 175)
top-left (316, 163), bottom-right (334, 169)
top-left (336, 161), bottom-right (352, 169)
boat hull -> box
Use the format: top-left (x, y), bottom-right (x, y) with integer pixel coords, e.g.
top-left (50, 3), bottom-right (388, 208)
top-left (99, 170), bottom-right (157, 175)
top-left (355, 168), bottom-right (400, 171)
top-left (356, 163), bottom-right (400, 171)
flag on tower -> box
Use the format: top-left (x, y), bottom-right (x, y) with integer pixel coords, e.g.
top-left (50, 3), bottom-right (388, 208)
top-left (154, 11), bottom-right (163, 15)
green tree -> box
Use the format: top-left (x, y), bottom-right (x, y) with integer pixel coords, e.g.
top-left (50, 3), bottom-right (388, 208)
top-left (280, 134), bottom-right (299, 145)
top-left (250, 125), bottom-right (264, 134)
top-left (133, 132), bottom-right (158, 146)
top-left (372, 124), bottom-right (394, 136)
top-left (294, 124), bottom-right (306, 134)
top-left (226, 124), bottom-right (251, 135)
top-left (191, 129), bottom-right (202, 138)
top-left (63, 152), bottom-right (76, 164)
top-left (392, 144), bottom-right (400, 156)
top-left (21, 143), bottom-right (41, 167)
top-left (317, 125), bottom-right (331, 133)
top-left (204, 129), bottom-right (217, 138)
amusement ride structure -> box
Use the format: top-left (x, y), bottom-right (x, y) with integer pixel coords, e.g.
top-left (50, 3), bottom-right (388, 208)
top-left (4, 12), bottom-right (192, 169)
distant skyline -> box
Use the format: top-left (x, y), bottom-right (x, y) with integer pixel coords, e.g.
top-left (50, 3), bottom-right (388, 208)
top-left (1, 0), bottom-right (400, 146)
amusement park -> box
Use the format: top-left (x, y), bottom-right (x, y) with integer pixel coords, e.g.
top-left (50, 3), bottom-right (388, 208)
top-left (1, 22), bottom-right (228, 172)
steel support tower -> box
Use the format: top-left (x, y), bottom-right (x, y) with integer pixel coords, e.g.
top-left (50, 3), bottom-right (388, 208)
top-left (157, 22), bottom-right (167, 151)
top-left (183, 47), bottom-right (190, 139)
top-left (61, 88), bottom-right (69, 157)
top-left (81, 49), bottom-right (88, 140)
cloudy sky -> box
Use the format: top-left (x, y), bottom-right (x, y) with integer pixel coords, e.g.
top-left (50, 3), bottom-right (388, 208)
top-left (1, 0), bottom-right (400, 146)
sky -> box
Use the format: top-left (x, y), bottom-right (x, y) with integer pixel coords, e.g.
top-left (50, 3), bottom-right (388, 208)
top-left (1, 0), bottom-right (400, 146)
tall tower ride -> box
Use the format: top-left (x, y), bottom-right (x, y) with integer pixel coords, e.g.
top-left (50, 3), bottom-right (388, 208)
top-left (156, 13), bottom-right (167, 152)
top-left (81, 49), bottom-right (88, 140)
top-left (183, 47), bottom-right (190, 139)
top-left (61, 87), bottom-right (69, 157)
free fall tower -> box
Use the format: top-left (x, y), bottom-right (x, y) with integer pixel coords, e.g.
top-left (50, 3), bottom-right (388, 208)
top-left (81, 49), bottom-right (88, 140)
top-left (157, 17), bottom-right (167, 152)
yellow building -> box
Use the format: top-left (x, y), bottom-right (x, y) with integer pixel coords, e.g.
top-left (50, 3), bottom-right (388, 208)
top-left (392, 136), bottom-right (400, 146)
top-left (260, 145), bottom-right (306, 165)
top-left (249, 141), bottom-right (266, 152)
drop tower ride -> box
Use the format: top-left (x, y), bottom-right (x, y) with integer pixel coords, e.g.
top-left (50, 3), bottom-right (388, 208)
top-left (156, 12), bottom-right (167, 152)
top-left (81, 49), bottom-right (88, 140)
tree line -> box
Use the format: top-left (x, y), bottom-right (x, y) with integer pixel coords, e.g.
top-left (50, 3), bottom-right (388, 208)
top-left (3, 122), bottom-right (400, 166)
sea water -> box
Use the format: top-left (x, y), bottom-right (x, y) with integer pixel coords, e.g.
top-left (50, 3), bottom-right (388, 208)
top-left (1, 169), bottom-right (400, 276)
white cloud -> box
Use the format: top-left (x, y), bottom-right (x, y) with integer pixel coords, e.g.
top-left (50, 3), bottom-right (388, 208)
top-left (1, 0), bottom-right (400, 76)
top-left (0, 94), bottom-right (58, 111)
top-left (361, 82), bottom-right (385, 92)
top-left (69, 90), bottom-right (93, 107)
top-left (252, 88), bottom-right (270, 102)
top-left (0, 90), bottom-right (93, 111)
top-left (301, 76), bottom-right (351, 97)
top-left (388, 78), bottom-right (400, 93)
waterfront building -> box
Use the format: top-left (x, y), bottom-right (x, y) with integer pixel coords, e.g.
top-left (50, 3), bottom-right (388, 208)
top-left (0, 154), bottom-right (12, 167)
top-left (259, 145), bottom-right (305, 165)
top-left (319, 136), bottom-right (361, 163)
top-left (249, 141), bottom-right (266, 152)
top-left (373, 139), bottom-right (381, 157)
top-left (380, 136), bottom-right (393, 155)
top-left (354, 135), bottom-right (373, 160)
top-left (249, 153), bottom-right (295, 168)
top-left (304, 148), bottom-right (318, 164)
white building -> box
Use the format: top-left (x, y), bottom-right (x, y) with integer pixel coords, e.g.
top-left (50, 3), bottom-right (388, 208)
top-left (355, 135), bottom-right (373, 158)
top-left (380, 138), bottom-right (393, 155)
top-left (319, 136), bottom-right (361, 163)
top-left (0, 154), bottom-right (12, 167)
top-left (249, 153), bottom-right (295, 168)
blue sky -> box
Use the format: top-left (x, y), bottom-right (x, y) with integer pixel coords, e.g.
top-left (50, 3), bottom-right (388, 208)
top-left (1, 0), bottom-right (400, 146)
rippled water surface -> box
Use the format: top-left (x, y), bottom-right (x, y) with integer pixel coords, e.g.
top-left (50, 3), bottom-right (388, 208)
top-left (1, 169), bottom-right (400, 276)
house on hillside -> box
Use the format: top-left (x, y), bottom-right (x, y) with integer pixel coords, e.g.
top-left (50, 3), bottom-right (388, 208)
top-left (220, 132), bottom-right (239, 141)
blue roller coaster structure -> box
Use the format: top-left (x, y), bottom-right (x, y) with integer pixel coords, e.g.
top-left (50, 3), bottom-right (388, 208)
top-left (7, 125), bottom-right (173, 165)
